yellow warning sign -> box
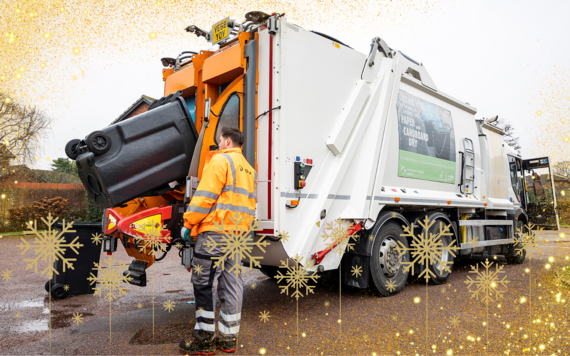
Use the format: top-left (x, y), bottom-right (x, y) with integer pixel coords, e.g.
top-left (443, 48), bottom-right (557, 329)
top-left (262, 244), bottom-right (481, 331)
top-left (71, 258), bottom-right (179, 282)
top-left (212, 17), bottom-right (230, 44)
top-left (316, 221), bottom-right (320, 227)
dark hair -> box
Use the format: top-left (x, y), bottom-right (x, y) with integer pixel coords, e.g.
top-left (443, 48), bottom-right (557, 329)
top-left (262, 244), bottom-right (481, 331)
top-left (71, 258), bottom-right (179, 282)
top-left (220, 127), bottom-right (245, 147)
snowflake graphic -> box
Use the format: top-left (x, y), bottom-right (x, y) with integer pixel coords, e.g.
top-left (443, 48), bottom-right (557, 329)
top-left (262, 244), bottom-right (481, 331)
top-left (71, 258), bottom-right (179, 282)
top-left (513, 223), bottom-right (543, 261)
top-left (259, 310), bottom-right (271, 323)
top-left (368, 234), bottom-right (375, 241)
top-left (385, 280), bottom-right (399, 293)
top-left (449, 316), bottom-right (459, 328)
top-left (91, 233), bottom-right (103, 245)
top-left (1, 269), bottom-right (13, 281)
top-left (203, 213), bottom-right (270, 277)
top-left (87, 257), bottom-right (132, 301)
top-left (464, 258), bottom-right (510, 305)
top-left (64, 284), bottom-right (70, 291)
top-left (15, 312), bottom-right (20, 318)
top-left (251, 282), bottom-right (257, 289)
top-left (137, 303), bottom-right (143, 309)
top-left (275, 254), bottom-right (320, 300)
top-left (321, 218), bottom-right (359, 257)
top-left (351, 265), bottom-right (362, 278)
top-left (164, 300), bottom-right (175, 313)
top-left (394, 217), bottom-right (459, 282)
top-left (466, 236), bottom-right (480, 249)
top-left (133, 222), bottom-right (171, 257)
top-left (72, 312), bottom-right (84, 325)
top-left (324, 301), bottom-right (330, 307)
top-left (17, 214), bottom-right (83, 278)
top-left (193, 264), bottom-right (204, 275)
top-left (278, 231), bottom-right (290, 243)
top-left (174, 242), bottom-right (183, 250)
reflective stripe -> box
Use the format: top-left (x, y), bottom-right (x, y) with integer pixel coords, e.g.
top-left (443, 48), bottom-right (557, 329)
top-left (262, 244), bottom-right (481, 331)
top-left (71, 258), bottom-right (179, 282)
top-left (218, 321), bottom-right (240, 335)
top-left (194, 190), bottom-right (219, 200)
top-left (248, 193), bottom-right (256, 199)
top-left (196, 309), bottom-right (215, 319)
top-left (213, 203), bottom-right (256, 216)
top-left (189, 205), bottom-right (211, 214)
top-left (194, 322), bottom-right (216, 332)
top-left (221, 185), bottom-right (233, 193)
top-left (220, 153), bottom-right (236, 192)
top-left (220, 311), bottom-right (241, 322)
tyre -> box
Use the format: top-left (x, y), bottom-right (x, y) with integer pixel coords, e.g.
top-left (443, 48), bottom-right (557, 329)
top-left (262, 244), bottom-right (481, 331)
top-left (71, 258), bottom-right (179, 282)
top-left (506, 220), bottom-right (526, 264)
top-left (369, 221), bottom-right (410, 296)
top-left (65, 139), bottom-right (81, 160)
top-left (44, 280), bottom-right (51, 293)
top-left (50, 283), bottom-right (67, 299)
top-left (258, 265), bottom-right (279, 279)
top-left (425, 219), bottom-right (456, 285)
top-left (86, 131), bottom-right (112, 155)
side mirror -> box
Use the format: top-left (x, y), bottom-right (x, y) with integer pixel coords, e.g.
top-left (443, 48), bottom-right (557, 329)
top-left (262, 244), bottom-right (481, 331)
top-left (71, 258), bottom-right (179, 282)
top-left (204, 98), bottom-right (211, 125)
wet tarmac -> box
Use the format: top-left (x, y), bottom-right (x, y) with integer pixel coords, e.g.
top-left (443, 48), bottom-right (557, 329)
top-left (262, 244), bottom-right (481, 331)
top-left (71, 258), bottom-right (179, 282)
top-left (1, 229), bottom-right (570, 355)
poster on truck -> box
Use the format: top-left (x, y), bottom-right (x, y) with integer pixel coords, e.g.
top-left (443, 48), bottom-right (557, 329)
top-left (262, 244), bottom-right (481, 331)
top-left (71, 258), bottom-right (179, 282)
top-left (396, 90), bottom-right (456, 183)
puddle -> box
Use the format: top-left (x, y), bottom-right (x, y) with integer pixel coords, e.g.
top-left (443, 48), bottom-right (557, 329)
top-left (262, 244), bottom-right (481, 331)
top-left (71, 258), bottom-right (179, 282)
top-left (164, 290), bottom-right (184, 293)
top-left (0, 300), bottom-right (44, 312)
top-left (16, 319), bottom-right (49, 333)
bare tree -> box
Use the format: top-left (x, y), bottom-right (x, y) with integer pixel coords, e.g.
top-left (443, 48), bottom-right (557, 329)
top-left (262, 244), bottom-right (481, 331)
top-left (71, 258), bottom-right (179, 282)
top-left (552, 160), bottom-right (570, 177)
top-left (0, 92), bottom-right (52, 167)
top-left (492, 117), bottom-right (521, 154)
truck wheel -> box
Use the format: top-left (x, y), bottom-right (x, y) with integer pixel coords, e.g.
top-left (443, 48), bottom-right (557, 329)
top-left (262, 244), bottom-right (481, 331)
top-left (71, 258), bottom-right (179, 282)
top-left (86, 131), bottom-right (112, 155)
top-left (259, 266), bottom-right (279, 280)
top-left (370, 221), bottom-right (410, 296)
top-left (427, 220), bottom-right (456, 285)
top-left (506, 220), bottom-right (526, 264)
top-left (65, 139), bottom-right (81, 160)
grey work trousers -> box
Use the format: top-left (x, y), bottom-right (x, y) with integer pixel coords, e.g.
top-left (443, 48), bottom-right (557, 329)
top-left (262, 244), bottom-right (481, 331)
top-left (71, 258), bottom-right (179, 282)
top-left (191, 231), bottom-right (243, 343)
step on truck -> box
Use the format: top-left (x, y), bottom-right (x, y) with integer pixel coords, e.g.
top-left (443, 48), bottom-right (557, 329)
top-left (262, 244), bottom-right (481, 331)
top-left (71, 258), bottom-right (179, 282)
top-left (66, 12), bottom-right (559, 295)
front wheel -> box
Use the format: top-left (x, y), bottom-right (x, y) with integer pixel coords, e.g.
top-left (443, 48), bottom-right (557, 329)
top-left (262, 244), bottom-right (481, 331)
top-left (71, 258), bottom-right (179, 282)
top-left (369, 221), bottom-right (410, 296)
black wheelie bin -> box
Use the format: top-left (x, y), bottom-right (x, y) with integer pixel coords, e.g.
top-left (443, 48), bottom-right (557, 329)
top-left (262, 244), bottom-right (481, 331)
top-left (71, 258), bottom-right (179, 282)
top-left (45, 222), bottom-right (103, 299)
top-left (66, 93), bottom-right (198, 209)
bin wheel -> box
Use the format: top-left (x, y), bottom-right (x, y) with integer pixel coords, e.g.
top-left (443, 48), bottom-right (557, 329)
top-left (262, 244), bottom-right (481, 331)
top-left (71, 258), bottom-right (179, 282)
top-left (50, 283), bottom-right (67, 299)
top-left (86, 131), bottom-right (112, 155)
top-left (65, 139), bottom-right (81, 160)
top-left (44, 280), bottom-right (52, 293)
top-left (259, 266), bottom-right (279, 280)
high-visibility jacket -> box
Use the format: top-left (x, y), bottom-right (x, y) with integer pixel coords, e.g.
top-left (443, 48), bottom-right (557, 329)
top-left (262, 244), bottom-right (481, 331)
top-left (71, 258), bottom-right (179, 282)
top-left (183, 147), bottom-right (257, 236)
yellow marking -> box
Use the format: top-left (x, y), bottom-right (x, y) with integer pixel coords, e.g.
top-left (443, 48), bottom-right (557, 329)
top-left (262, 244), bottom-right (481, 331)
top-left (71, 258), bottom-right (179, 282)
top-left (333, 42), bottom-right (340, 48)
top-left (108, 214), bottom-right (117, 230)
top-left (133, 214), bottom-right (162, 233)
top-left (316, 221), bottom-right (320, 227)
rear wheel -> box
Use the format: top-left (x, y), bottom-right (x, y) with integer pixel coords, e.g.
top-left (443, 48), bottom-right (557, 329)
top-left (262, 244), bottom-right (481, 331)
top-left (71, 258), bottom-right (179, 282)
top-left (506, 220), bottom-right (526, 264)
top-left (259, 266), bottom-right (279, 279)
top-left (426, 220), bottom-right (455, 285)
top-left (369, 221), bottom-right (410, 296)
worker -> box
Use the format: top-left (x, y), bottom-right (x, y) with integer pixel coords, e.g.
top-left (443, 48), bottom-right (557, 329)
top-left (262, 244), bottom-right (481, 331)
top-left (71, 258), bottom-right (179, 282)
top-left (179, 126), bottom-right (257, 355)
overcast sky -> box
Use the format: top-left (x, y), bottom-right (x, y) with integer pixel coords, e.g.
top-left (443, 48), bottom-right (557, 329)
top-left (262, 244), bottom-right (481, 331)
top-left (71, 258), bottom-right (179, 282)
top-left (12, 0), bottom-right (568, 169)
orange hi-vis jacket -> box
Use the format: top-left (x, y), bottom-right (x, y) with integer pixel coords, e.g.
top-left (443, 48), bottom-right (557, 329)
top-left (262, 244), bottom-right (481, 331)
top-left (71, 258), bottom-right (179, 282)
top-left (183, 147), bottom-right (257, 236)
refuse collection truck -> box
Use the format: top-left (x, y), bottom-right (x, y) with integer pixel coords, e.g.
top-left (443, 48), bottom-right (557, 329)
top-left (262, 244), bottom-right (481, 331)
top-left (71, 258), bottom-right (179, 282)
top-left (66, 12), bottom-right (559, 295)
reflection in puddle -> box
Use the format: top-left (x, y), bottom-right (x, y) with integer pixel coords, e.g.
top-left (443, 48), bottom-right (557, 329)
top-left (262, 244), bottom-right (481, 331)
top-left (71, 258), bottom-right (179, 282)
top-left (0, 300), bottom-right (44, 312)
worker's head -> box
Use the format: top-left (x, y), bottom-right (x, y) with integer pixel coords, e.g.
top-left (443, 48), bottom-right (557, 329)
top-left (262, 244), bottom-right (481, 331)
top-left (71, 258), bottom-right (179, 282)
top-left (219, 127), bottom-right (244, 150)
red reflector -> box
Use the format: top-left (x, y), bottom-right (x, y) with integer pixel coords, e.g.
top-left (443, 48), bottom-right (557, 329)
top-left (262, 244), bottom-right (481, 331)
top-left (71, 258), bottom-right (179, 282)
top-left (107, 252), bottom-right (112, 255)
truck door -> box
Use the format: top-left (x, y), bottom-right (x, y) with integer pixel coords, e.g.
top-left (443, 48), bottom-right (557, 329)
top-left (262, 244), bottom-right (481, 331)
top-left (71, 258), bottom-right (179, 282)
top-left (522, 157), bottom-right (559, 230)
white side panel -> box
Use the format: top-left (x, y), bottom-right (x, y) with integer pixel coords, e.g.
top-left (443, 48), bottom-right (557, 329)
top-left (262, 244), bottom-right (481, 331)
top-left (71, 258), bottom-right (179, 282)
top-left (274, 18), bottom-right (368, 266)
top-left (326, 80), bottom-right (370, 156)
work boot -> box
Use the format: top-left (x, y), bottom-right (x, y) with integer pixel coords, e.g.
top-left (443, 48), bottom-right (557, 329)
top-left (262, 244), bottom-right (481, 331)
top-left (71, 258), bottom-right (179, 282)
top-left (178, 338), bottom-right (215, 355)
top-left (214, 337), bottom-right (237, 353)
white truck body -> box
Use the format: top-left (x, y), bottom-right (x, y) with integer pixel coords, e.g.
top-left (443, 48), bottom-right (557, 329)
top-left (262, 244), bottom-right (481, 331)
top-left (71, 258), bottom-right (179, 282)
top-left (251, 17), bottom-right (557, 270)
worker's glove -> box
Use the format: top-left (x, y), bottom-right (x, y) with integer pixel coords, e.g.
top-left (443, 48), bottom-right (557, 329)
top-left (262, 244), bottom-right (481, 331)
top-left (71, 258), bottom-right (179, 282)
top-left (181, 227), bottom-right (190, 242)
